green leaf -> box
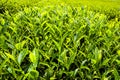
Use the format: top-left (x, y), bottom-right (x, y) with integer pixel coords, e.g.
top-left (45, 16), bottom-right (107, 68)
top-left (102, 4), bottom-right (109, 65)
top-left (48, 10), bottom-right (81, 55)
top-left (112, 68), bottom-right (120, 80)
top-left (23, 73), bottom-right (29, 80)
top-left (67, 48), bottom-right (76, 68)
top-left (50, 76), bottom-right (56, 80)
top-left (1, 18), bottom-right (5, 25)
top-left (60, 31), bottom-right (69, 46)
top-left (53, 25), bottom-right (62, 36)
top-left (17, 49), bottom-right (28, 65)
top-left (115, 60), bottom-right (120, 65)
top-left (103, 77), bottom-right (108, 80)
top-left (29, 51), bottom-right (36, 63)
top-left (94, 48), bottom-right (102, 63)
top-left (6, 43), bottom-right (14, 49)
top-left (29, 48), bottom-right (39, 67)
top-left (29, 70), bottom-right (39, 79)
top-left (102, 70), bottom-right (114, 79)
top-left (117, 50), bottom-right (120, 56)
top-left (32, 48), bottom-right (39, 66)
top-left (53, 40), bottom-right (61, 53)
top-left (91, 59), bottom-right (97, 64)
top-left (58, 49), bottom-right (68, 65)
top-left (15, 40), bottom-right (26, 50)
top-left (101, 58), bottom-right (110, 66)
top-left (81, 59), bottom-right (87, 66)
top-left (98, 50), bottom-right (102, 62)
top-left (7, 67), bottom-right (13, 73)
top-left (39, 62), bottom-right (50, 68)
top-left (46, 23), bottom-right (55, 34)
top-left (25, 36), bottom-right (35, 46)
top-left (73, 68), bottom-right (79, 77)
top-left (0, 57), bottom-right (9, 72)
top-left (80, 66), bottom-right (90, 72)
top-left (5, 52), bottom-right (16, 63)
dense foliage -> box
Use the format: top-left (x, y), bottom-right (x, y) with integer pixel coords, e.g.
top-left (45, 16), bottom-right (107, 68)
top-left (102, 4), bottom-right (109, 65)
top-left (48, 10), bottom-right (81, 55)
top-left (0, 0), bottom-right (120, 80)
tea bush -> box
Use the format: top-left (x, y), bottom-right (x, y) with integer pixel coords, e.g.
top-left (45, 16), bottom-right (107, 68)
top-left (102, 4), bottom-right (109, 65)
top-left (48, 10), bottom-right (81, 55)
top-left (0, 2), bottom-right (120, 80)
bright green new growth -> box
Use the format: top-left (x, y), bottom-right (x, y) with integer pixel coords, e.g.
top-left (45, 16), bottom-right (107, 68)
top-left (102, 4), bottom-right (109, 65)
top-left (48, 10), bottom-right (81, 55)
top-left (0, 0), bottom-right (120, 80)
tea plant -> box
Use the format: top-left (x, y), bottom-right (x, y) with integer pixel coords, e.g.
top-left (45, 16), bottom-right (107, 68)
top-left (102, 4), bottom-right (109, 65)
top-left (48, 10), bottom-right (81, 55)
top-left (0, 2), bottom-right (120, 80)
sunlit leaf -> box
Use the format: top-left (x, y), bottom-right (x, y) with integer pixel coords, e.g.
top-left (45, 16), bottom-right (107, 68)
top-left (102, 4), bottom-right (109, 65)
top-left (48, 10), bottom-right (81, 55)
top-left (101, 58), bottom-right (110, 66)
top-left (5, 53), bottom-right (16, 63)
top-left (29, 51), bottom-right (36, 63)
top-left (17, 49), bottom-right (28, 65)
top-left (15, 41), bottom-right (26, 50)
top-left (117, 50), bottom-right (120, 56)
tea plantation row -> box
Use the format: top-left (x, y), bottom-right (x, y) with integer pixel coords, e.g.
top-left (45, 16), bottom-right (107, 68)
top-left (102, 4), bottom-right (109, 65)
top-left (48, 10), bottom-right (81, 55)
top-left (0, 1), bottom-right (120, 80)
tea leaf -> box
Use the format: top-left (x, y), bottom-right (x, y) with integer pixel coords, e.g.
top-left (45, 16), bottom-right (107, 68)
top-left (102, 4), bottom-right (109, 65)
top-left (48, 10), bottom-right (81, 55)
top-left (15, 41), bottom-right (26, 50)
top-left (5, 53), bottom-right (16, 63)
top-left (112, 68), bottom-right (120, 80)
top-left (17, 49), bottom-right (28, 65)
